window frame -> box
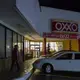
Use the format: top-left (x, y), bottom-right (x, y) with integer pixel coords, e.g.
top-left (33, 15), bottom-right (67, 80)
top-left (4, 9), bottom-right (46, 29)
top-left (0, 23), bottom-right (24, 59)
top-left (0, 25), bottom-right (6, 58)
top-left (6, 29), bottom-right (13, 58)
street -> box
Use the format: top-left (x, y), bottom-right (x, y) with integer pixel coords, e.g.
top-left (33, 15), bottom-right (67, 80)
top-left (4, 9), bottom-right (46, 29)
top-left (28, 69), bottom-right (80, 80)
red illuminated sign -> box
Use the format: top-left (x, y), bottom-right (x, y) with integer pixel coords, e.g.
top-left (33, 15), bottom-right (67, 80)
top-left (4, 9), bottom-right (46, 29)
top-left (43, 32), bottom-right (77, 39)
top-left (52, 20), bottom-right (78, 32)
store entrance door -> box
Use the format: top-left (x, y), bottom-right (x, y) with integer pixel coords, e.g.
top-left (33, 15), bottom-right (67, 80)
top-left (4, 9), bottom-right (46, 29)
top-left (30, 44), bottom-right (40, 58)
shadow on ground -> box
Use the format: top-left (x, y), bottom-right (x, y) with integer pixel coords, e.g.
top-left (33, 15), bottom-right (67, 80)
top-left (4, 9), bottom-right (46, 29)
top-left (39, 70), bottom-right (80, 77)
top-left (0, 64), bottom-right (24, 80)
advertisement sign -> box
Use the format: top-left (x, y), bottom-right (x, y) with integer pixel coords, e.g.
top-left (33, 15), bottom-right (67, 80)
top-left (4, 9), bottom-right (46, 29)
top-left (51, 20), bottom-right (78, 32)
top-left (43, 32), bottom-right (77, 39)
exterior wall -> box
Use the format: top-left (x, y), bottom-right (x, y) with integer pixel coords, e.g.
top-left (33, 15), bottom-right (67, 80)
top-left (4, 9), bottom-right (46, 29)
top-left (63, 40), bottom-right (78, 51)
top-left (0, 58), bottom-right (11, 71)
top-left (0, 20), bottom-right (23, 35)
top-left (16, 0), bottom-right (40, 31)
top-left (63, 40), bottom-right (70, 50)
top-left (71, 40), bottom-right (78, 51)
top-left (0, 21), bottom-right (24, 72)
top-left (38, 6), bottom-right (80, 52)
top-left (37, 6), bottom-right (80, 35)
top-left (16, 2), bottom-right (80, 35)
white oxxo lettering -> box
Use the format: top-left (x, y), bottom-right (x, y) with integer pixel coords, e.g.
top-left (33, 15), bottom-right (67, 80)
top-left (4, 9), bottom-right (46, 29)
top-left (60, 34), bottom-right (69, 39)
top-left (55, 22), bottom-right (78, 32)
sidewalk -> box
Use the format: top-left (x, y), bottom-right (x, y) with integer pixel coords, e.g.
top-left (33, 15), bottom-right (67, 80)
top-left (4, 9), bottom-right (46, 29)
top-left (0, 58), bottom-right (38, 80)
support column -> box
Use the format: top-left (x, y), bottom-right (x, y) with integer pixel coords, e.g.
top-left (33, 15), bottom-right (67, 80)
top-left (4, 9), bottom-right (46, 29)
top-left (43, 38), bottom-right (46, 55)
top-left (78, 39), bottom-right (80, 51)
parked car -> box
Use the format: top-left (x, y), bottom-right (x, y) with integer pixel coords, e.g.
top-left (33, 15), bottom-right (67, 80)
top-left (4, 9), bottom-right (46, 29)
top-left (33, 50), bottom-right (80, 73)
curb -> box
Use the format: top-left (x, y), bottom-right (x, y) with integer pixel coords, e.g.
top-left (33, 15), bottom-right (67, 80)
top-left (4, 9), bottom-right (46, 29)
top-left (13, 68), bottom-right (34, 80)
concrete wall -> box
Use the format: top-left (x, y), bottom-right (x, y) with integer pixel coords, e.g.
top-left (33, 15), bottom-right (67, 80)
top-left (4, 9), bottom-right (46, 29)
top-left (37, 6), bottom-right (80, 51)
top-left (37, 6), bottom-right (80, 36)
top-left (0, 20), bottom-right (22, 35)
top-left (0, 58), bottom-right (11, 72)
top-left (16, 0), bottom-right (40, 31)
top-left (16, 1), bottom-right (80, 36)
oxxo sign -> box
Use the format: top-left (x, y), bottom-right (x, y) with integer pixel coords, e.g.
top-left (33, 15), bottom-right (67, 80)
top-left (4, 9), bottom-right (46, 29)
top-left (52, 20), bottom-right (78, 32)
top-left (43, 32), bottom-right (77, 39)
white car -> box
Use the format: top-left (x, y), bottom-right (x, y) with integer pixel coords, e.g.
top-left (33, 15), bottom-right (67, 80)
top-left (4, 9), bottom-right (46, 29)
top-left (33, 50), bottom-right (80, 73)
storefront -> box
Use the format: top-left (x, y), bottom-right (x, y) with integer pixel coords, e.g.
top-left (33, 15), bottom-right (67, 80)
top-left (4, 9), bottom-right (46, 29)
top-left (24, 41), bottom-right (43, 58)
top-left (43, 19), bottom-right (79, 55)
top-left (0, 23), bottom-right (24, 71)
top-left (46, 42), bottom-right (63, 53)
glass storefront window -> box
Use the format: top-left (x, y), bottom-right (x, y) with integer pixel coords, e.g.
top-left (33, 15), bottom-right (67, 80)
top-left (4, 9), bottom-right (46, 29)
top-left (26, 40), bottom-right (29, 52)
top-left (30, 42), bottom-right (42, 51)
top-left (27, 41), bottom-right (30, 53)
top-left (13, 32), bottom-right (17, 47)
top-left (18, 35), bottom-right (22, 52)
top-left (0, 26), bottom-right (5, 58)
top-left (6, 29), bottom-right (12, 57)
top-left (24, 39), bottom-right (30, 54)
top-left (30, 42), bottom-right (34, 45)
top-left (35, 42), bottom-right (39, 45)
top-left (49, 42), bottom-right (63, 52)
top-left (0, 24), bottom-right (24, 59)
top-left (56, 42), bottom-right (63, 51)
top-left (40, 42), bottom-right (42, 51)
top-left (50, 42), bottom-right (57, 51)
top-left (21, 36), bottom-right (23, 51)
top-left (31, 46), bottom-right (34, 50)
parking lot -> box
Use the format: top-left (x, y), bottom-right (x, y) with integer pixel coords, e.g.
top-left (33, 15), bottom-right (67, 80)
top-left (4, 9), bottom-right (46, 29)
top-left (28, 69), bottom-right (80, 80)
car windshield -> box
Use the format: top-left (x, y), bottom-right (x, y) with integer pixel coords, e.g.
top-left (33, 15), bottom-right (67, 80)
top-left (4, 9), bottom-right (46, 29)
top-left (48, 50), bottom-right (74, 58)
top-left (49, 51), bottom-right (63, 58)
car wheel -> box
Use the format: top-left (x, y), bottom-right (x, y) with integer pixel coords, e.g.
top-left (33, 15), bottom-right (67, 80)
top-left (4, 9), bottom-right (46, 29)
top-left (42, 64), bottom-right (53, 74)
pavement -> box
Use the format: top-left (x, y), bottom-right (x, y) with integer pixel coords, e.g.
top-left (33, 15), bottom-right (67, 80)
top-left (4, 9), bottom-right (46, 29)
top-left (29, 69), bottom-right (80, 80)
top-left (0, 58), bottom-right (38, 80)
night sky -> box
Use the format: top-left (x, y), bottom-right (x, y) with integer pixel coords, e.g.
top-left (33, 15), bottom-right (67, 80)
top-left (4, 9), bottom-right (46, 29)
top-left (39, 0), bottom-right (80, 12)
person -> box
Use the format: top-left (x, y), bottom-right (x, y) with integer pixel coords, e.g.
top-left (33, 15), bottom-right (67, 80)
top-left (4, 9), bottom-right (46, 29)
top-left (10, 45), bottom-right (20, 71)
